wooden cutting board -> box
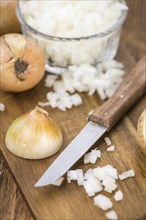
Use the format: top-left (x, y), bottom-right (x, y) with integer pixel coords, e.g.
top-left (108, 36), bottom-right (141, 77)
top-left (1, 62), bottom-right (146, 220)
top-left (0, 1), bottom-right (146, 219)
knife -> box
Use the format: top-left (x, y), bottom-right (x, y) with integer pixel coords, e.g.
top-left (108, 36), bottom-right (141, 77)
top-left (35, 56), bottom-right (146, 187)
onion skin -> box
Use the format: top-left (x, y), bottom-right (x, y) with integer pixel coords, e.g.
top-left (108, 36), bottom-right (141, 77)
top-left (0, 0), bottom-right (21, 35)
top-left (5, 107), bottom-right (63, 159)
top-left (137, 110), bottom-right (146, 156)
top-left (0, 34), bottom-right (45, 92)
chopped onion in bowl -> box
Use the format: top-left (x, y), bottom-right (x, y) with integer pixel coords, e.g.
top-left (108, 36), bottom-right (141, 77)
top-left (119, 169), bottom-right (135, 180)
top-left (94, 194), bottom-right (113, 210)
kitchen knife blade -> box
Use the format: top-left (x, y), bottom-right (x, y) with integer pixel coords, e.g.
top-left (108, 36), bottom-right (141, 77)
top-left (35, 56), bottom-right (145, 187)
top-left (35, 122), bottom-right (107, 187)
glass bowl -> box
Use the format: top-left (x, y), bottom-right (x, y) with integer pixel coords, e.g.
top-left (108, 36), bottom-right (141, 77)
top-left (16, 0), bottom-right (128, 74)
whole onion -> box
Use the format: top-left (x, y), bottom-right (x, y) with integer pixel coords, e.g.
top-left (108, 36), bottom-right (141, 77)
top-left (0, 34), bottom-right (45, 92)
top-left (0, 0), bottom-right (21, 35)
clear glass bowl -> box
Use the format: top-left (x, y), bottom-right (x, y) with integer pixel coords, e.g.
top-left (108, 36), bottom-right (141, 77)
top-left (16, 0), bottom-right (128, 74)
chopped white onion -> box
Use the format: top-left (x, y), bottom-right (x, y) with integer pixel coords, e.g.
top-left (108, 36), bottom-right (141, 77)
top-left (87, 177), bottom-right (103, 193)
top-left (70, 94), bottom-right (82, 106)
top-left (51, 177), bottom-right (64, 186)
top-left (84, 169), bottom-right (95, 180)
top-left (102, 177), bottom-right (117, 193)
top-left (104, 137), bottom-right (112, 146)
top-left (45, 74), bottom-right (58, 87)
top-left (67, 169), bottom-right (84, 185)
top-left (114, 190), bottom-right (124, 201)
top-left (40, 59), bottom-right (125, 111)
top-left (93, 165), bottom-right (118, 181)
top-left (84, 149), bottom-right (101, 164)
top-left (0, 103), bottom-right (5, 111)
top-left (21, 1), bottom-right (128, 66)
top-left (83, 180), bottom-right (95, 197)
top-left (76, 169), bottom-right (84, 186)
top-left (119, 169), bottom-right (135, 180)
top-left (105, 210), bottom-right (118, 220)
top-left (94, 194), bottom-right (113, 210)
top-left (67, 170), bottom-right (77, 183)
top-left (107, 145), bottom-right (115, 152)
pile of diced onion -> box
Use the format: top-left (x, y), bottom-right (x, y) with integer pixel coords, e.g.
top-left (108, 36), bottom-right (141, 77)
top-left (52, 137), bottom-right (135, 220)
top-left (39, 59), bottom-right (125, 111)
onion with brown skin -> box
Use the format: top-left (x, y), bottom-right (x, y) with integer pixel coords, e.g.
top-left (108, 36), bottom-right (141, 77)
top-left (0, 34), bottom-right (45, 92)
top-left (137, 109), bottom-right (146, 156)
top-left (0, 0), bottom-right (21, 35)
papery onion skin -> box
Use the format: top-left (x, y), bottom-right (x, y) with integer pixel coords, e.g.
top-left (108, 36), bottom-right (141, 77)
top-left (137, 109), bottom-right (146, 156)
top-left (0, 0), bottom-right (21, 35)
top-left (5, 107), bottom-right (63, 159)
top-left (0, 34), bottom-right (45, 92)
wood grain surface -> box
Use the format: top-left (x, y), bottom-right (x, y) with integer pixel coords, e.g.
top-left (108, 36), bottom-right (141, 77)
top-left (0, 0), bottom-right (146, 220)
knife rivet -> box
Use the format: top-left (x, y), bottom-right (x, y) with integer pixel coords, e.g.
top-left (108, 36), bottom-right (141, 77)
top-left (120, 94), bottom-right (124, 98)
top-left (105, 112), bottom-right (108, 115)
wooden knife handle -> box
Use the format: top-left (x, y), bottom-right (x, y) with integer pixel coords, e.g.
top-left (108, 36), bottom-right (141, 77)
top-left (88, 56), bottom-right (146, 129)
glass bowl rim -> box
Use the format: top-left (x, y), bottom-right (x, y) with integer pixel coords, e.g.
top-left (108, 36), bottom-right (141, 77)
top-left (16, 0), bottom-right (128, 42)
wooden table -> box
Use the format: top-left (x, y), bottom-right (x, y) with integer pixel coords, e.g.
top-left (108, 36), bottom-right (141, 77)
top-left (0, 1), bottom-right (146, 219)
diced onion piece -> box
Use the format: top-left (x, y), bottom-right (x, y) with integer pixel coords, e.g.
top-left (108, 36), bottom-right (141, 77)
top-left (53, 81), bottom-right (65, 93)
top-left (84, 152), bottom-right (92, 164)
top-left (84, 149), bottom-right (101, 164)
top-left (104, 137), bottom-right (112, 146)
top-left (105, 210), bottom-right (118, 220)
top-left (102, 177), bottom-right (117, 193)
top-left (107, 145), bottom-right (115, 151)
top-left (94, 194), bottom-right (113, 210)
top-left (0, 103), bottom-right (5, 111)
top-left (114, 190), bottom-right (124, 201)
top-left (87, 177), bottom-right (103, 193)
top-left (93, 165), bottom-right (118, 181)
top-left (119, 169), bottom-right (135, 180)
top-left (70, 94), bottom-right (82, 106)
top-left (76, 169), bottom-right (84, 186)
top-left (90, 150), bottom-right (100, 164)
top-left (67, 170), bottom-right (77, 183)
top-left (51, 177), bottom-right (64, 186)
top-left (83, 180), bottom-right (95, 197)
top-left (84, 169), bottom-right (95, 179)
top-left (38, 101), bottom-right (50, 107)
top-left (45, 74), bottom-right (58, 87)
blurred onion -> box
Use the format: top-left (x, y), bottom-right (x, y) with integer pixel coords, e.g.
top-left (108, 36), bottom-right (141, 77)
top-left (137, 110), bottom-right (146, 156)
